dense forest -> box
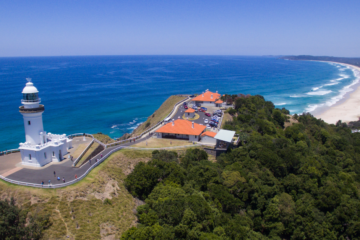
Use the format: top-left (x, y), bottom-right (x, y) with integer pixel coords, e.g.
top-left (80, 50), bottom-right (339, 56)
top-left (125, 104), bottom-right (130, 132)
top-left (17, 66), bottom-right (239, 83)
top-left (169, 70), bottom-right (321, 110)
top-left (122, 95), bottom-right (360, 239)
top-left (282, 55), bottom-right (360, 67)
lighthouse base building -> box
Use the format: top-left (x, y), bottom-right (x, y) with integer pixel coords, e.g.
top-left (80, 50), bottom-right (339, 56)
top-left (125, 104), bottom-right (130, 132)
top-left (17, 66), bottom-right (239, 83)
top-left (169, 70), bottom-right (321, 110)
top-left (18, 79), bottom-right (72, 167)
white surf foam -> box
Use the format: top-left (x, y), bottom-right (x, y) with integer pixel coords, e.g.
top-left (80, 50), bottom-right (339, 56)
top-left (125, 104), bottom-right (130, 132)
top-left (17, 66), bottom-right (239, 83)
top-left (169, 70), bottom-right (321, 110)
top-left (306, 90), bottom-right (332, 96)
top-left (275, 102), bottom-right (287, 106)
top-left (305, 64), bottom-right (360, 113)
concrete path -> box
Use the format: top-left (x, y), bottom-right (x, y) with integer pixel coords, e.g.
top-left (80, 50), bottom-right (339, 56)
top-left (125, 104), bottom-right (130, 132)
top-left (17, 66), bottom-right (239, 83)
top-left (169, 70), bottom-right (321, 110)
top-left (5, 135), bottom-right (151, 185)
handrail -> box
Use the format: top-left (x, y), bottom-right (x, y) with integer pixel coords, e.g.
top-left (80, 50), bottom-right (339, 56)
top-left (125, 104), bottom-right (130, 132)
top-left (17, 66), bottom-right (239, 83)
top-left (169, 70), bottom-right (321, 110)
top-left (0, 142), bottom-right (209, 188)
top-left (105, 96), bottom-right (190, 147)
top-left (2, 96), bottom-right (190, 154)
top-left (0, 145), bottom-right (125, 188)
top-left (72, 138), bottom-right (94, 167)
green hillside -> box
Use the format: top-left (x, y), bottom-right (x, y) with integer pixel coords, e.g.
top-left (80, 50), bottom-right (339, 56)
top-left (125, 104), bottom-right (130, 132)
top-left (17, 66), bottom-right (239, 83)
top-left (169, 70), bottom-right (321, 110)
top-left (122, 95), bottom-right (360, 239)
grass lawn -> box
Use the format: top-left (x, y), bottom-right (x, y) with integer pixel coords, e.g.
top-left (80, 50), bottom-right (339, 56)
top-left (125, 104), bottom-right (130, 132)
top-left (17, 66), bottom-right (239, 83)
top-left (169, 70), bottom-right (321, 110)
top-left (0, 147), bottom-right (215, 239)
top-left (0, 149), bottom-right (153, 240)
top-left (131, 138), bottom-right (193, 148)
top-left (93, 133), bottom-right (115, 144)
top-left (221, 112), bottom-right (233, 128)
top-left (75, 142), bottom-right (100, 167)
top-left (132, 95), bottom-right (187, 136)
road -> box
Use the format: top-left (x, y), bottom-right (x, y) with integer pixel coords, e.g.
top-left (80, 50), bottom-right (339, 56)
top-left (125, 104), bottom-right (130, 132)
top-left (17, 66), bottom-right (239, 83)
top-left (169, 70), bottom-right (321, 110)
top-left (6, 135), bottom-right (151, 185)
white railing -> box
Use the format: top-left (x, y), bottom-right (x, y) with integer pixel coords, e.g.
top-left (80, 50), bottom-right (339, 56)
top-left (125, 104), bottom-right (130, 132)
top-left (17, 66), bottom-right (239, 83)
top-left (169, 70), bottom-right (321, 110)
top-left (0, 145), bottom-right (125, 188)
top-left (105, 96), bottom-right (190, 147)
top-left (0, 142), bottom-right (209, 188)
top-left (0, 148), bottom-right (20, 156)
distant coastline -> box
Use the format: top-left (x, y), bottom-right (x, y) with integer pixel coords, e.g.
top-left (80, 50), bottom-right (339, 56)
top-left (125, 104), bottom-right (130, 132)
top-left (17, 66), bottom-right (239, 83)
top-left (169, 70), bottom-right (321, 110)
top-left (283, 56), bottom-right (360, 123)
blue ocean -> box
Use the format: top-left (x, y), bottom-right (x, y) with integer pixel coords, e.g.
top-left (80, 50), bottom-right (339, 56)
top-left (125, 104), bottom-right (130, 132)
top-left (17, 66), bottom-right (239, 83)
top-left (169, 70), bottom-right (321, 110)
top-left (0, 56), bottom-right (358, 150)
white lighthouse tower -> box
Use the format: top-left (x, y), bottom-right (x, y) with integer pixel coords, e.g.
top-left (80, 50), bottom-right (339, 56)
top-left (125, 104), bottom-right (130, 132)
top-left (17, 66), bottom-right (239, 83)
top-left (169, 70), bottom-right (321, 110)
top-left (19, 79), bottom-right (72, 167)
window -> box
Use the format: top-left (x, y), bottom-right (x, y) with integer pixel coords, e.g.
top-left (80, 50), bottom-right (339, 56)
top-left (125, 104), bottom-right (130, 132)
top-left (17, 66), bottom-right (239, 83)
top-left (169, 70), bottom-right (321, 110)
top-left (28, 121), bottom-right (31, 125)
top-left (29, 154), bottom-right (31, 160)
top-left (44, 152), bottom-right (46, 159)
top-left (53, 151), bottom-right (54, 156)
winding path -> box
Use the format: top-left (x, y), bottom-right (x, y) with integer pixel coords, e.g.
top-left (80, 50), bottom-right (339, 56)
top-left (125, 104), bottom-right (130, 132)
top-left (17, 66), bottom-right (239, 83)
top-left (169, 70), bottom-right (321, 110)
top-left (6, 136), bottom-right (152, 186)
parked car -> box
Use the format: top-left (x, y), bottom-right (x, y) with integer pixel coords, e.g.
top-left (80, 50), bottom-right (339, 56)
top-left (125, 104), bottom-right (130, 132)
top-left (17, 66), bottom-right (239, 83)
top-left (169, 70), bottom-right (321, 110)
top-left (183, 102), bottom-right (187, 106)
top-left (205, 113), bottom-right (211, 117)
top-left (204, 119), bottom-right (209, 124)
top-left (184, 105), bottom-right (188, 109)
top-left (199, 108), bottom-right (205, 112)
top-left (209, 122), bottom-right (218, 127)
top-left (190, 95), bottom-right (195, 98)
top-left (201, 107), bottom-right (207, 111)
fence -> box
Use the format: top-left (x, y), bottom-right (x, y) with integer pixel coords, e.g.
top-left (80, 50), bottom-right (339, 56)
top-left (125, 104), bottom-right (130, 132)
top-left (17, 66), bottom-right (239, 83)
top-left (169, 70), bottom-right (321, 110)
top-left (0, 96), bottom-right (192, 188)
top-left (105, 96), bottom-right (190, 148)
top-left (0, 144), bottom-right (126, 188)
top-left (0, 149), bottom-right (20, 156)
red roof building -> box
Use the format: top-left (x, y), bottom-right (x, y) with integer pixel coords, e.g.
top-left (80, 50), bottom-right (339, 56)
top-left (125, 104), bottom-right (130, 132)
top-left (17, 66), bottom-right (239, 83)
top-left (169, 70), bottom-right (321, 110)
top-left (155, 119), bottom-right (206, 142)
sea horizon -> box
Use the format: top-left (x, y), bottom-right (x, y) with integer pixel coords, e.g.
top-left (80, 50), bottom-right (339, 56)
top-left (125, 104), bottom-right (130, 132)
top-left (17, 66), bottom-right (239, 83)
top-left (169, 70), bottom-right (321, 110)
top-left (0, 55), bottom-right (358, 150)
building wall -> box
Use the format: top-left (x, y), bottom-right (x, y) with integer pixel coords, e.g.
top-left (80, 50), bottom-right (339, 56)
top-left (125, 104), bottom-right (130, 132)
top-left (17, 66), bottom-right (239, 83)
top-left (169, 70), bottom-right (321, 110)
top-left (21, 112), bottom-right (44, 145)
top-left (201, 136), bottom-right (217, 145)
top-left (189, 135), bottom-right (199, 142)
top-left (20, 140), bottom-right (70, 167)
top-left (192, 101), bottom-right (216, 107)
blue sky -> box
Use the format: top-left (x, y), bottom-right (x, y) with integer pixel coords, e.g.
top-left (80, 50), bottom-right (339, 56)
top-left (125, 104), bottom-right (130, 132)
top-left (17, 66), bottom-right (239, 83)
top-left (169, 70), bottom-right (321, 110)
top-left (0, 0), bottom-right (359, 57)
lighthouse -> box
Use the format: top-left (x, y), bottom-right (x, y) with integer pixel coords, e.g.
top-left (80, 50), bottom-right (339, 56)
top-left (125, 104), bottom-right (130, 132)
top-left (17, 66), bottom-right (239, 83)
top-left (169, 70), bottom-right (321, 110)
top-left (19, 79), bottom-right (72, 167)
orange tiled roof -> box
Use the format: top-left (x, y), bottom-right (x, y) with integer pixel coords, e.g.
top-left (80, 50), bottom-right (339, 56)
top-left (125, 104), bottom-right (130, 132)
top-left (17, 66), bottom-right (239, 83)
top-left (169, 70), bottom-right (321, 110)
top-left (156, 119), bottom-right (206, 136)
top-left (185, 108), bottom-right (195, 113)
top-left (201, 131), bottom-right (217, 138)
top-left (215, 100), bottom-right (223, 104)
top-left (192, 91), bottom-right (221, 102)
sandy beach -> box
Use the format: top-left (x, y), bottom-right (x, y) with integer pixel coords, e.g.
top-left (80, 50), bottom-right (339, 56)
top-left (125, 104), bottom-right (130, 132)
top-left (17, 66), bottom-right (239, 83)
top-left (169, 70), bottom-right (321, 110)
top-left (314, 62), bottom-right (360, 124)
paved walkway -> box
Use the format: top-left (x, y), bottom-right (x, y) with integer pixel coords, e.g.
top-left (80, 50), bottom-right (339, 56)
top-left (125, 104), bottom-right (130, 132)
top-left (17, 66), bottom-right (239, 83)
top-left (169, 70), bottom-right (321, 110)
top-left (5, 136), bottom-right (151, 185)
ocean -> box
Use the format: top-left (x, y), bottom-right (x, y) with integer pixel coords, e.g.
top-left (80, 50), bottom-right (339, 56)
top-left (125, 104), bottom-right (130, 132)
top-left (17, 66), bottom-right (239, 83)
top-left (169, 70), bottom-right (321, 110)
top-left (0, 56), bottom-right (358, 150)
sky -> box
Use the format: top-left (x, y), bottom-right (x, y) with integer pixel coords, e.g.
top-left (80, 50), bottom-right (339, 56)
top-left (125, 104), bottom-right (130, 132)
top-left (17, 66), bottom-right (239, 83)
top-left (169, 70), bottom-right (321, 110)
top-left (0, 0), bottom-right (359, 57)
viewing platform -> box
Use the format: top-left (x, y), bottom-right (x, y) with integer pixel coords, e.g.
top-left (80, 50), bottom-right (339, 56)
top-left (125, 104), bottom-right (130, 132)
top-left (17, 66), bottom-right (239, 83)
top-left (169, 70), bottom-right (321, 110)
top-left (19, 105), bottom-right (44, 113)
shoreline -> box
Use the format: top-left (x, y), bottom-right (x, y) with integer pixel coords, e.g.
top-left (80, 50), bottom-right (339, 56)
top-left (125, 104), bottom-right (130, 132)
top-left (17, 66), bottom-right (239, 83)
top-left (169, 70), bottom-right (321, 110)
top-left (311, 61), bottom-right (360, 124)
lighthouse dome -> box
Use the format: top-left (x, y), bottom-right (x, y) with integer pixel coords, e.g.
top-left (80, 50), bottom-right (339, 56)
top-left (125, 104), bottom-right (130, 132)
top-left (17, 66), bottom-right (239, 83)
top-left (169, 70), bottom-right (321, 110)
top-left (22, 82), bottom-right (39, 94)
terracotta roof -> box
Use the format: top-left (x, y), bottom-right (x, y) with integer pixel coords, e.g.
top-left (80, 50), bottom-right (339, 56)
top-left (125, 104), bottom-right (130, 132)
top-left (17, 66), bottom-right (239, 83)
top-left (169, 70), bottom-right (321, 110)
top-left (192, 91), bottom-right (221, 102)
top-left (156, 119), bottom-right (206, 136)
top-left (185, 108), bottom-right (195, 113)
top-left (215, 100), bottom-right (223, 104)
top-left (201, 131), bottom-right (217, 138)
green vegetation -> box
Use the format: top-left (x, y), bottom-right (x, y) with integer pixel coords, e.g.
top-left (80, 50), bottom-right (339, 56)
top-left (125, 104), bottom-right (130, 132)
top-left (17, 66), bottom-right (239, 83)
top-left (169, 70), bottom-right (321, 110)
top-left (0, 198), bottom-right (50, 239)
top-left (132, 95), bottom-right (186, 136)
top-left (122, 95), bottom-right (360, 239)
top-left (93, 133), bottom-right (115, 144)
top-left (75, 142), bottom-right (100, 167)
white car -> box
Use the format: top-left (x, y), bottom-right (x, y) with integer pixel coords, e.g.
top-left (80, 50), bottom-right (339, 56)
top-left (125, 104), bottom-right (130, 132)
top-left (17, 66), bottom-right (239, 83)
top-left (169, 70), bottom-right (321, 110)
top-left (204, 119), bottom-right (209, 124)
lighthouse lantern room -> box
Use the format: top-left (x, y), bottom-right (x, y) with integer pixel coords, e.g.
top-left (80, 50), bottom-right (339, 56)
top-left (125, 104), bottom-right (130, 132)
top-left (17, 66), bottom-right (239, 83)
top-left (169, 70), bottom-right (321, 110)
top-left (19, 79), bottom-right (72, 167)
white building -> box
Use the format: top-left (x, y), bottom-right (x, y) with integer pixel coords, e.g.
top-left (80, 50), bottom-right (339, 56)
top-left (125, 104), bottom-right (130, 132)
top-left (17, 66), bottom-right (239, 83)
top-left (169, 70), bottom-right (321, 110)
top-left (214, 129), bottom-right (236, 149)
top-left (155, 119), bottom-right (206, 142)
top-left (191, 90), bottom-right (221, 107)
top-left (18, 79), bottom-right (72, 167)
top-left (200, 131), bottom-right (217, 145)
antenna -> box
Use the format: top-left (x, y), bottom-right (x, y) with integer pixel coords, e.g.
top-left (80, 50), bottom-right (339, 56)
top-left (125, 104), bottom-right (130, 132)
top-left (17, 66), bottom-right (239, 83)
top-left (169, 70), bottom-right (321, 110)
top-left (26, 78), bottom-right (32, 82)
